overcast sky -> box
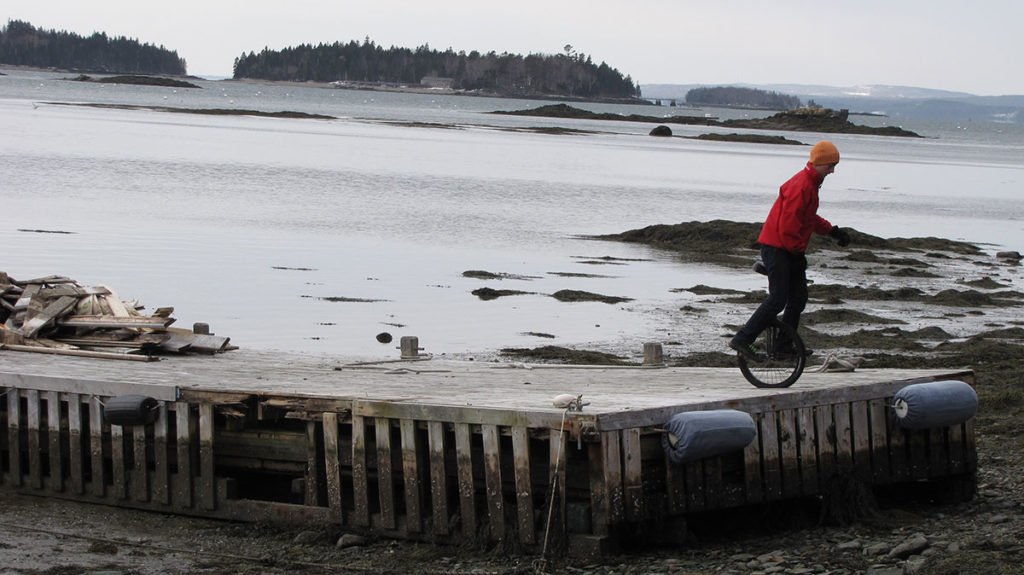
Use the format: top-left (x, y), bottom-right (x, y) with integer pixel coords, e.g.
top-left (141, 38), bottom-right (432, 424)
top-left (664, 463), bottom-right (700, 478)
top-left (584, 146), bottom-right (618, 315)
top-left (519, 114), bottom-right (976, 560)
top-left (7, 1), bottom-right (1022, 95)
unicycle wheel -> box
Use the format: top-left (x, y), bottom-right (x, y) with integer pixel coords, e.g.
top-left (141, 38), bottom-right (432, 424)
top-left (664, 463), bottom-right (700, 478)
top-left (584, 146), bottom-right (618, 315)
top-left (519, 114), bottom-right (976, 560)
top-left (737, 319), bottom-right (806, 388)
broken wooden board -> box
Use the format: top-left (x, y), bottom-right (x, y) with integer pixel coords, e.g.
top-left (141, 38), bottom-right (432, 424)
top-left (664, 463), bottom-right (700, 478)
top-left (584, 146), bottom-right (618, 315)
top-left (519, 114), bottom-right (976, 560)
top-left (20, 295), bottom-right (79, 337)
top-left (58, 315), bottom-right (176, 329)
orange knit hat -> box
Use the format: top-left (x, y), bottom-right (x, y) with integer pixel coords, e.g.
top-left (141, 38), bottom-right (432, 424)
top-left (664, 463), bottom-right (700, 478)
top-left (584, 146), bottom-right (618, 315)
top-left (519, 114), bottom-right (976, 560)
top-left (810, 141), bottom-right (840, 165)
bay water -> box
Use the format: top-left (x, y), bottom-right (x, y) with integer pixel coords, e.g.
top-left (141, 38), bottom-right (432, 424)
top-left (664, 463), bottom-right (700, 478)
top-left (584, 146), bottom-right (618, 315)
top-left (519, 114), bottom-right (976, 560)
top-left (2, 69), bottom-right (1022, 360)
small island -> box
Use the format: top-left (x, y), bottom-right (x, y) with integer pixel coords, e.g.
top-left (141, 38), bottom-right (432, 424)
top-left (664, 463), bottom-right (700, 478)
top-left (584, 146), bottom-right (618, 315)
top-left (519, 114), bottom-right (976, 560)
top-left (494, 104), bottom-right (922, 138)
top-left (67, 74), bottom-right (201, 89)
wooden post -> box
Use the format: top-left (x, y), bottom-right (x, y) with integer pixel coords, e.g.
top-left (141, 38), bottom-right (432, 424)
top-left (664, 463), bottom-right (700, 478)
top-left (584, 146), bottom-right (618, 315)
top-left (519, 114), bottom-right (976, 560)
top-left (351, 415), bottom-right (370, 526)
top-left (455, 422), bottom-right (477, 539)
top-left (46, 391), bottom-right (63, 493)
top-left (512, 426), bottom-right (535, 544)
top-left (427, 421), bottom-right (449, 537)
top-left (375, 417), bottom-right (396, 530)
top-left (89, 397), bottom-right (105, 497)
top-left (622, 428), bottom-right (643, 522)
top-left (7, 388), bottom-right (22, 487)
top-left (322, 412), bottom-right (344, 522)
top-left (68, 394), bottom-right (84, 495)
top-left (111, 423), bottom-right (127, 499)
top-left (198, 404), bottom-right (215, 510)
top-left (174, 403), bottom-right (193, 508)
top-left (153, 403), bottom-right (170, 505)
top-left (642, 343), bottom-right (664, 367)
top-left (132, 424), bottom-right (149, 501)
top-left (27, 389), bottom-right (41, 489)
top-left (482, 424), bottom-right (505, 542)
top-left (400, 336), bottom-right (420, 359)
top-left (400, 419), bottom-right (422, 533)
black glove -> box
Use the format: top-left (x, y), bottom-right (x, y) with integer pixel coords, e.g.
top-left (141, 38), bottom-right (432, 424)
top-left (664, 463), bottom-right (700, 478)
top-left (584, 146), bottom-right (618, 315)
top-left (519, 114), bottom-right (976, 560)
top-left (829, 226), bottom-right (851, 247)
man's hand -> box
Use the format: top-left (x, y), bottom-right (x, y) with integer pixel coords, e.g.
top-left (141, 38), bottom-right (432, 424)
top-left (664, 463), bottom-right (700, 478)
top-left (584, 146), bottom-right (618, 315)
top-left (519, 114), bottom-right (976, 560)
top-left (829, 226), bottom-right (851, 247)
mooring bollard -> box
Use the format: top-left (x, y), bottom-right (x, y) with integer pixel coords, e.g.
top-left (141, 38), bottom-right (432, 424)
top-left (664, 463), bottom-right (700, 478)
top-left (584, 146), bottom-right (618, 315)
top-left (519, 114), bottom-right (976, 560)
top-left (643, 342), bottom-right (665, 366)
top-left (193, 322), bottom-right (210, 335)
top-left (400, 336), bottom-right (423, 359)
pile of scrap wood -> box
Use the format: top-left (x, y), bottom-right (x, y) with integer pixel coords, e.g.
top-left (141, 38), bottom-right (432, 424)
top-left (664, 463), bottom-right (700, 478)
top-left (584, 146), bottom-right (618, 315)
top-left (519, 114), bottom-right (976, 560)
top-left (0, 271), bottom-right (233, 361)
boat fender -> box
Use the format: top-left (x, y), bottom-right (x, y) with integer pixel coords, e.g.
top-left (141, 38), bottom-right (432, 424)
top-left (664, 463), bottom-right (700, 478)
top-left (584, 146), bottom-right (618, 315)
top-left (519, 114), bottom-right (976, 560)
top-left (104, 395), bottom-right (159, 426)
top-left (892, 380), bottom-right (977, 430)
top-left (661, 409), bottom-right (756, 464)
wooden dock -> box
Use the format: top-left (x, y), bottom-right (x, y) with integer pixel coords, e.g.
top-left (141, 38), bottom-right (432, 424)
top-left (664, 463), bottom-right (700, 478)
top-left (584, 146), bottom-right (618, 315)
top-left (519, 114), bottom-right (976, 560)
top-left (0, 349), bottom-right (977, 556)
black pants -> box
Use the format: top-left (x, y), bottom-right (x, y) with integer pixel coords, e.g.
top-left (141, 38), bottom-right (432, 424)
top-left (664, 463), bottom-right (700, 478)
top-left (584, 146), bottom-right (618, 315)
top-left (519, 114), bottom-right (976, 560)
top-left (735, 245), bottom-right (807, 344)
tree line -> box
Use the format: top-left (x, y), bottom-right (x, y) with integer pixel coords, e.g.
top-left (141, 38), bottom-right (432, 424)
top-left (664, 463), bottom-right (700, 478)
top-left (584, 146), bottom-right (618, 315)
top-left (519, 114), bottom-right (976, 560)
top-left (686, 86), bottom-right (801, 110)
top-left (233, 40), bottom-right (640, 100)
top-left (0, 20), bottom-right (186, 76)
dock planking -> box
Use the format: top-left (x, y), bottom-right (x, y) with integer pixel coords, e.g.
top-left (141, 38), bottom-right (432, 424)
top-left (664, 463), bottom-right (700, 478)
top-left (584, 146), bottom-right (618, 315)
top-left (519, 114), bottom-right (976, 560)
top-left (0, 349), bottom-right (977, 555)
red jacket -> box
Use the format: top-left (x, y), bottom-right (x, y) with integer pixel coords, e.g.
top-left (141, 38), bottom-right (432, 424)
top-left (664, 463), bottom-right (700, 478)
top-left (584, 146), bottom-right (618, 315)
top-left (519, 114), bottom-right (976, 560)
top-left (757, 162), bottom-right (834, 253)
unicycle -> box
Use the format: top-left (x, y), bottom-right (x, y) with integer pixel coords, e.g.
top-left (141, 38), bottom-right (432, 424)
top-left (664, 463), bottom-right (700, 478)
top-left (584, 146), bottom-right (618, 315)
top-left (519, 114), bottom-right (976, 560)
top-left (737, 317), bottom-right (806, 388)
top-left (736, 260), bottom-right (807, 388)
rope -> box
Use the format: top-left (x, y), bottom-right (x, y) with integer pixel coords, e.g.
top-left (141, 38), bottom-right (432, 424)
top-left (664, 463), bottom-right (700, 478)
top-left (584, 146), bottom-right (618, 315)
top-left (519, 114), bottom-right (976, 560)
top-left (533, 407), bottom-right (569, 574)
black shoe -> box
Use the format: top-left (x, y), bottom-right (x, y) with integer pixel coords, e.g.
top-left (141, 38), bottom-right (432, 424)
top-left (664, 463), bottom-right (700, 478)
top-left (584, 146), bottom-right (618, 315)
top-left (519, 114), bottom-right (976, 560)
top-left (729, 338), bottom-right (762, 361)
top-left (774, 344), bottom-right (813, 360)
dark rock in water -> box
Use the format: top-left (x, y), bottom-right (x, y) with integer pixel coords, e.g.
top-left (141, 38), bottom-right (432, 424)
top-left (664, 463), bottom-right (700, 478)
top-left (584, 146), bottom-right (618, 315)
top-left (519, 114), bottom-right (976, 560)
top-left (996, 251), bottom-right (1022, 261)
top-left (376, 332), bottom-right (393, 344)
top-left (471, 287), bottom-right (532, 300)
top-left (649, 125), bottom-right (673, 137)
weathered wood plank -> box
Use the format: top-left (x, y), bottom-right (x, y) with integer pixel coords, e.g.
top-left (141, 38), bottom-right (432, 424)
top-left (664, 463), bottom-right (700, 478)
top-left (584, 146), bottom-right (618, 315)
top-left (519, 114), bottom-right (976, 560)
top-left (375, 417), bottom-right (396, 530)
top-left (21, 296), bottom-right (85, 337)
top-left (322, 412), bottom-right (344, 522)
top-left (58, 315), bottom-right (175, 329)
top-left (868, 399), bottom-right (891, 483)
top-left (153, 403), bottom-right (170, 505)
top-left (482, 424), bottom-right (505, 542)
top-left (174, 403), bottom-right (193, 508)
top-left (512, 425), bottom-right (535, 544)
top-left (666, 451), bottom-right (688, 513)
top-left (622, 428), bottom-right (643, 522)
top-left (1, 344), bottom-right (159, 362)
top-left (111, 423), bottom-right (127, 499)
top-left (427, 421), bottom-right (449, 537)
top-left (68, 393), bottom-right (85, 495)
top-left (796, 406), bottom-right (818, 496)
top-left (27, 389), bottom-right (42, 489)
top-left (759, 411), bottom-right (781, 500)
top-left (778, 409), bottom-right (800, 498)
top-left (351, 415), bottom-right (370, 526)
top-left (834, 404), bottom-right (854, 473)
top-left (304, 421), bottom-right (322, 506)
top-left (132, 424), bottom-right (149, 501)
top-left (602, 431), bottom-right (624, 526)
top-left (46, 391), bottom-right (63, 492)
top-left (685, 460), bottom-right (705, 512)
top-left (548, 427), bottom-right (568, 545)
top-left (742, 422), bottom-right (763, 504)
top-left (90, 397), bottom-right (105, 498)
top-left (7, 388), bottom-right (23, 487)
top-left (400, 418), bottom-right (422, 534)
top-left (199, 404), bottom-right (215, 510)
top-left (0, 373), bottom-right (178, 401)
top-left (587, 438), bottom-right (610, 535)
top-left (454, 422), bottom-right (477, 539)
top-left (851, 400), bottom-right (871, 480)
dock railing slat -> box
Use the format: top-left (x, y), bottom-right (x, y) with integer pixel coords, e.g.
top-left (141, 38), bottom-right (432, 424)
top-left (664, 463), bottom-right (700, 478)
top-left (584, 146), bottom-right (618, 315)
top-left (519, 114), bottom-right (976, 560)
top-left (796, 406), bottom-right (818, 496)
top-left (89, 397), bottom-right (105, 498)
top-left (400, 418), bottom-right (422, 534)
top-left (351, 415), bottom-right (370, 526)
top-left (153, 403), bottom-right (170, 505)
top-left (68, 393), bottom-right (85, 495)
top-left (6, 388), bottom-right (23, 487)
top-left (46, 391), bottom-right (63, 493)
top-left (454, 422), bottom-right (477, 539)
top-left (27, 389), bottom-right (42, 489)
top-left (322, 412), bottom-right (344, 522)
top-left (622, 428), bottom-right (643, 522)
top-left (198, 404), bottom-right (215, 510)
top-left (482, 424), bottom-right (505, 543)
top-left (375, 417), bottom-right (396, 530)
top-left (512, 425), bottom-right (535, 544)
top-left (174, 402), bottom-right (193, 508)
top-left (427, 421), bottom-right (449, 537)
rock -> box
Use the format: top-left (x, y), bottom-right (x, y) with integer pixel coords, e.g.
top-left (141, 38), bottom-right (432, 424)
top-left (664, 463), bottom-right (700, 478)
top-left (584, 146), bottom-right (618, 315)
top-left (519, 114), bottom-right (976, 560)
top-left (292, 530), bottom-right (320, 544)
top-left (336, 533), bottom-right (367, 548)
top-left (864, 542), bottom-right (890, 556)
top-left (888, 533), bottom-right (929, 559)
top-left (649, 125), bottom-right (673, 137)
top-left (995, 250), bottom-right (1022, 261)
top-left (837, 539), bottom-right (862, 550)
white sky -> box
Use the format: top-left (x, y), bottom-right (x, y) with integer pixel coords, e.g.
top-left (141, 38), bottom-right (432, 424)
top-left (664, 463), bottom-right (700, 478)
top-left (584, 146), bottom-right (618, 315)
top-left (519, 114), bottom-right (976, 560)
top-left (6, 1), bottom-right (1022, 95)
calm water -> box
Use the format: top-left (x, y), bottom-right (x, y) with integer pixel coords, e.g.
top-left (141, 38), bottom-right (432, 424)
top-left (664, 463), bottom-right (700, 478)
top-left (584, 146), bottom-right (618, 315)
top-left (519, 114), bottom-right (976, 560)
top-left (2, 69), bottom-right (1023, 359)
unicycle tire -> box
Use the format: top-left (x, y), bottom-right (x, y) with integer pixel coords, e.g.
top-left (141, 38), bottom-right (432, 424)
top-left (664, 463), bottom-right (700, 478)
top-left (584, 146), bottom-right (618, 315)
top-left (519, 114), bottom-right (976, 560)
top-left (737, 319), bottom-right (806, 388)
